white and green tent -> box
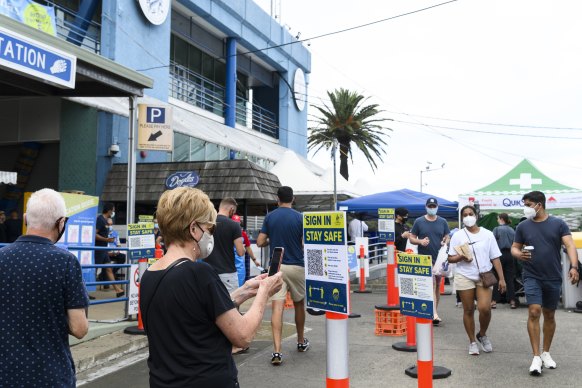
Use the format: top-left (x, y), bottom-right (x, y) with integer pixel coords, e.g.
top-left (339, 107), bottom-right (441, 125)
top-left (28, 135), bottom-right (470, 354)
top-left (459, 159), bottom-right (582, 213)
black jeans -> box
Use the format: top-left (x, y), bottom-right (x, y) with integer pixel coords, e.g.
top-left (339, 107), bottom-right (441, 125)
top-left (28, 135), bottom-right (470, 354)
top-left (493, 248), bottom-right (516, 303)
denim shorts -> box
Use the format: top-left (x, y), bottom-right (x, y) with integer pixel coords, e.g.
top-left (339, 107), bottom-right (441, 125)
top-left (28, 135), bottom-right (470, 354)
top-left (523, 277), bottom-right (562, 310)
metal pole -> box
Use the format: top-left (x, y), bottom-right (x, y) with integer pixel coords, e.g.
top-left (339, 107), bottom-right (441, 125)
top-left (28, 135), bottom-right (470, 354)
top-left (419, 170), bottom-right (423, 193)
top-left (127, 96), bottom-right (137, 225)
top-left (332, 140), bottom-right (337, 210)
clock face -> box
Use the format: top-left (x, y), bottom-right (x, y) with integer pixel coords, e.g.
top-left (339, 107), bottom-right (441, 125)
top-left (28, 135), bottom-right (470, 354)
top-left (139, 0), bottom-right (170, 25)
top-left (293, 68), bottom-right (306, 111)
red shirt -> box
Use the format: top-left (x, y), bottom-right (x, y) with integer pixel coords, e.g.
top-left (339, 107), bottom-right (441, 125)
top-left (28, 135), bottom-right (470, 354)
top-left (241, 230), bottom-right (251, 247)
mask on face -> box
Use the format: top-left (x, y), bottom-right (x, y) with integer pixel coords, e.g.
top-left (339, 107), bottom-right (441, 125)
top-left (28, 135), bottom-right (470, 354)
top-left (463, 215), bottom-right (477, 227)
top-left (55, 218), bottom-right (66, 244)
top-left (523, 204), bottom-right (538, 219)
top-left (110, 211), bottom-right (115, 218)
top-left (194, 230), bottom-right (214, 259)
top-left (402, 216), bottom-right (408, 222)
top-left (154, 223), bottom-right (159, 229)
top-left (426, 207), bottom-right (438, 216)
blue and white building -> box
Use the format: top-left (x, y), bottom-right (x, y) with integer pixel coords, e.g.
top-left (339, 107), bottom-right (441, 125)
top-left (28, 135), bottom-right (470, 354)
top-left (0, 0), bottom-right (311, 220)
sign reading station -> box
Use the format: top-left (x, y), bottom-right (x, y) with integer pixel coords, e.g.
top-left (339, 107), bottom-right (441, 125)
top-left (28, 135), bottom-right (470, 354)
top-left (303, 211), bottom-right (349, 314)
top-left (137, 104), bottom-right (173, 151)
top-left (396, 253), bottom-right (434, 319)
top-left (0, 26), bottom-right (76, 88)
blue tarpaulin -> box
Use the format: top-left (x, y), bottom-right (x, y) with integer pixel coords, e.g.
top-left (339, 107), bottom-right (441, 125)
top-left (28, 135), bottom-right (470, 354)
top-left (337, 188), bottom-right (458, 220)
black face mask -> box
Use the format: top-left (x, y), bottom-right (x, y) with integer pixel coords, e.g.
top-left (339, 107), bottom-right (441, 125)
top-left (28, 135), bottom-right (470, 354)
top-left (402, 217), bottom-right (408, 222)
top-left (54, 217), bottom-right (68, 244)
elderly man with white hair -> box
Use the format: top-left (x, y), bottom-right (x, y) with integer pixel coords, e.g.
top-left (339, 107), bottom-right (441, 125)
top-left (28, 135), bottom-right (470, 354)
top-left (0, 188), bottom-right (89, 387)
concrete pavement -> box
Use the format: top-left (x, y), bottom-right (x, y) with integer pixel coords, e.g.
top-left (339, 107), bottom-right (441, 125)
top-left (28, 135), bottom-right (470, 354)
top-left (74, 286), bottom-right (582, 387)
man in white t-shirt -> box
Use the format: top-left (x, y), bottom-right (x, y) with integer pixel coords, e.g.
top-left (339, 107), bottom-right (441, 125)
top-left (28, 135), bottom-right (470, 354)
top-left (348, 213), bottom-right (368, 242)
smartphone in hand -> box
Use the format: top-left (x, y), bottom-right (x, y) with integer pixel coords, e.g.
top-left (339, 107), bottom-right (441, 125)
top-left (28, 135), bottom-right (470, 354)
top-left (268, 247), bottom-right (284, 276)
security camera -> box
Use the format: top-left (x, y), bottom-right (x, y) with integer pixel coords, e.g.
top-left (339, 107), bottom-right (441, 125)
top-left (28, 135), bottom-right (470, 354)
top-left (108, 144), bottom-right (120, 156)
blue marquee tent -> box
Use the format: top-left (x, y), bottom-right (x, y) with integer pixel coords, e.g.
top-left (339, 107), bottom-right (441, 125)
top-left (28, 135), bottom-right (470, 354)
top-left (337, 188), bottom-right (459, 220)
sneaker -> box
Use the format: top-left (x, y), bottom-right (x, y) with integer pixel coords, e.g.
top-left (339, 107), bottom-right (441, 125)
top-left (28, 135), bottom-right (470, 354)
top-left (529, 356), bottom-right (542, 376)
top-left (476, 333), bottom-right (493, 353)
top-left (541, 352), bottom-right (557, 369)
top-left (297, 338), bottom-right (310, 352)
top-left (469, 342), bottom-right (480, 355)
top-left (271, 352), bottom-right (283, 365)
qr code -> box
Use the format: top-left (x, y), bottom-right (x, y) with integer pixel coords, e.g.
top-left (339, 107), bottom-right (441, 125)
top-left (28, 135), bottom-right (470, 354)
top-left (128, 236), bottom-right (141, 249)
top-left (307, 249), bottom-right (324, 276)
top-left (400, 277), bottom-right (414, 296)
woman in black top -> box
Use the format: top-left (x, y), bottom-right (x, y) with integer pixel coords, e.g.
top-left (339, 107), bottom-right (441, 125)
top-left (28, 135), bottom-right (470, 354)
top-left (141, 187), bottom-right (282, 387)
top-left (492, 213), bottom-right (517, 308)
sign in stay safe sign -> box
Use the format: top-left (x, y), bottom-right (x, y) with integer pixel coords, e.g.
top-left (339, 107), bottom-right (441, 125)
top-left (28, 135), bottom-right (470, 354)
top-left (303, 211), bottom-right (349, 315)
top-left (396, 253), bottom-right (434, 320)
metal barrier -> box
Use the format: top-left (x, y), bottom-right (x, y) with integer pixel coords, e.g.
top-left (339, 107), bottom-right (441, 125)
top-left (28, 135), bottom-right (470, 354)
top-left (347, 236), bottom-right (389, 264)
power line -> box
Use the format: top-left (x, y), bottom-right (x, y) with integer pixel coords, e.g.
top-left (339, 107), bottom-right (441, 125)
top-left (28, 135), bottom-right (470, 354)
top-left (393, 120), bottom-right (582, 139)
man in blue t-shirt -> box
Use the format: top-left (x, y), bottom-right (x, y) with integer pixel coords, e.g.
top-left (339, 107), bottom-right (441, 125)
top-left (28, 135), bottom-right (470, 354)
top-left (257, 186), bottom-right (309, 365)
top-left (0, 189), bottom-right (89, 387)
top-left (511, 190), bottom-right (579, 376)
top-left (410, 197), bottom-right (450, 325)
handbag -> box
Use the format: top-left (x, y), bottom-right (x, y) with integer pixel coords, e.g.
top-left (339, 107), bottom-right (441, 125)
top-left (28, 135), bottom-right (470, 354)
top-left (463, 229), bottom-right (498, 288)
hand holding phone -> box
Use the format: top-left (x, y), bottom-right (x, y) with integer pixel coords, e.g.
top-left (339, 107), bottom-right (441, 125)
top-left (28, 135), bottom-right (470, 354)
top-left (268, 247), bottom-right (284, 276)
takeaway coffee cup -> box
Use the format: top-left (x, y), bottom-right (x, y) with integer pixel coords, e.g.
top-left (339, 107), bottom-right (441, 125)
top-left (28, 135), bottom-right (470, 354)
top-left (523, 246), bottom-right (534, 251)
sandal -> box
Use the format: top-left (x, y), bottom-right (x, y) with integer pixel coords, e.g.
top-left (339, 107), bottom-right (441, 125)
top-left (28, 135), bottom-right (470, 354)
top-left (510, 301), bottom-right (517, 309)
top-left (490, 302), bottom-right (497, 309)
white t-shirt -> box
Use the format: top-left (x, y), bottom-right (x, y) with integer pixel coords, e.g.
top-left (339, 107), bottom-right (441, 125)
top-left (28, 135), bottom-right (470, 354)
top-left (348, 219), bottom-right (368, 241)
top-left (447, 227), bottom-right (501, 281)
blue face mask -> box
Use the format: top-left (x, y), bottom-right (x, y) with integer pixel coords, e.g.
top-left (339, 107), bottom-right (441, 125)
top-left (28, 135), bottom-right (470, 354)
top-left (426, 207), bottom-right (438, 216)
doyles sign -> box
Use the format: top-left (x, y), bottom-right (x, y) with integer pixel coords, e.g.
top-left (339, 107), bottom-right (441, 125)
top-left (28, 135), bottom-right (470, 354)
top-left (137, 104), bottom-right (173, 151)
top-left (165, 171), bottom-right (200, 189)
top-left (0, 26), bottom-right (76, 88)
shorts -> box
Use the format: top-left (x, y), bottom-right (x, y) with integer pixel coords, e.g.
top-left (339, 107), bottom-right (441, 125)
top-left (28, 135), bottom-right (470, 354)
top-left (272, 264), bottom-right (305, 302)
top-left (218, 272), bottom-right (239, 293)
top-left (523, 277), bottom-right (562, 310)
top-left (94, 250), bottom-right (111, 265)
top-left (454, 272), bottom-right (489, 291)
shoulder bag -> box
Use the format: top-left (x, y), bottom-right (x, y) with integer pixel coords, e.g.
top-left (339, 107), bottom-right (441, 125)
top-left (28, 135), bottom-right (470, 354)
top-left (142, 258), bottom-right (190, 333)
top-left (463, 229), bottom-right (498, 288)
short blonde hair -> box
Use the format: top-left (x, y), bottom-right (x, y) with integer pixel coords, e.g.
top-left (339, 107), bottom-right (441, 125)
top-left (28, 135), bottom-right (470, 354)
top-left (156, 187), bottom-right (216, 247)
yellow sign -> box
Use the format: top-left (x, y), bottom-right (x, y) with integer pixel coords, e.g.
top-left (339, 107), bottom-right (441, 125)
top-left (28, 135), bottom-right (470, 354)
top-left (397, 253), bottom-right (432, 267)
top-left (378, 208), bottom-right (395, 215)
top-left (23, 3), bottom-right (56, 36)
top-left (303, 212), bottom-right (345, 229)
top-left (137, 104), bottom-right (173, 151)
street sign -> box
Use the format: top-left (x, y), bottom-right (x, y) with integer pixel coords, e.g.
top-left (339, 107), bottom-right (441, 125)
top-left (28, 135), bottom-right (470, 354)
top-left (0, 26), bottom-right (76, 88)
top-left (137, 104), bottom-right (173, 151)
top-left (304, 211), bottom-right (349, 314)
top-left (378, 208), bottom-right (395, 241)
top-left (127, 222), bottom-right (155, 261)
top-left (396, 253), bottom-right (434, 320)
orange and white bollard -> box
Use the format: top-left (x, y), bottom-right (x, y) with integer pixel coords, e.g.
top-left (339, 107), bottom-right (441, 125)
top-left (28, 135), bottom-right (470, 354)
top-left (155, 244), bottom-right (163, 259)
top-left (375, 242), bottom-right (399, 310)
top-left (326, 312), bottom-right (349, 388)
top-left (439, 277), bottom-right (451, 295)
top-left (404, 319), bottom-right (451, 384)
top-left (354, 244), bottom-right (371, 294)
top-left (392, 315), bottom-right (417, 352)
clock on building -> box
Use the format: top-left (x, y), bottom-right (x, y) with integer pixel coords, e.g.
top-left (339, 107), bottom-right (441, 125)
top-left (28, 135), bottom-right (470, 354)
top-left (293, 68), bottom-right (306, 111)
top-left (138, 0), bottom-right (170, 25)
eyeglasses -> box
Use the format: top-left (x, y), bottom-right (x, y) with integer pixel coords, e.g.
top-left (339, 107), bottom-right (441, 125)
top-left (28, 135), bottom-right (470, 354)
top-left (186, 222), bottom-right (215, 235)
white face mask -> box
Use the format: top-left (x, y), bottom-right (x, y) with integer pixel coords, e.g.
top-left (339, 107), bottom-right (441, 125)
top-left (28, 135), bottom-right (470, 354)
top-left (194, 231), bottom-right (214, 259)
top-left (426, 207), bottom-right (438, 216)
top-left (110, 211), bottom-right (115, 218)
top-left (463, 215), bottom-right (477, 227)
top-left (523, 204), bottom-right (538, 219)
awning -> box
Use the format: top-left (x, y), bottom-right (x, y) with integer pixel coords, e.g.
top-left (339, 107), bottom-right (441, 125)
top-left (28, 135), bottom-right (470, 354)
top-left (0, 171), bottom-right (16, 185)
top-left (101, 160), bottom-right (281, 204)
top-left (0, 15), bottom-right (153, 97)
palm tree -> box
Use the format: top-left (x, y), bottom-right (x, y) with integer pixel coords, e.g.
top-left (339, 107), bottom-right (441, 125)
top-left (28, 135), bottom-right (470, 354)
top-left (308, 88), bottom-right (391, 181)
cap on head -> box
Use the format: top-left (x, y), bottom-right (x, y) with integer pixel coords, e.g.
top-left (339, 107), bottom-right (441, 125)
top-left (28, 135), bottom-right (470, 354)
top-left (426, 197), bottom-right (438, 207)
top-left (395, 207), bottom-right (408, 217)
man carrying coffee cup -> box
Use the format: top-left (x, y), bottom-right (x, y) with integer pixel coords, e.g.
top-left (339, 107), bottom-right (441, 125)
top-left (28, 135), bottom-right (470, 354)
top-left (511, 190), bottom-right (579, 376)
